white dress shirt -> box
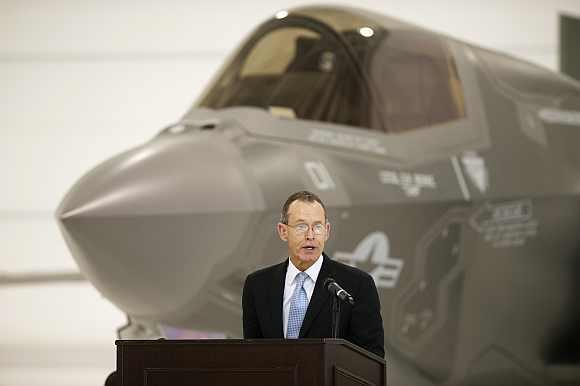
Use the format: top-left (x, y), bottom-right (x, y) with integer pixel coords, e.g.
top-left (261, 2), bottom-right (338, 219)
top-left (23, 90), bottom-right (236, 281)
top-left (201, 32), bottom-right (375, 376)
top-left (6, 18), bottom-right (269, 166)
top-left (283, 255), bottom-right (323, 338)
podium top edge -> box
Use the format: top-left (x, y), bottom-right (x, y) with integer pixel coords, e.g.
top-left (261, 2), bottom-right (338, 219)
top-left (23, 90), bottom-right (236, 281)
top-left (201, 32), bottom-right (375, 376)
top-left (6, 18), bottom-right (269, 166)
top-left (116, 338), bottom-right (345, 345)
top-left (115, 338), bottom-right (385, 363)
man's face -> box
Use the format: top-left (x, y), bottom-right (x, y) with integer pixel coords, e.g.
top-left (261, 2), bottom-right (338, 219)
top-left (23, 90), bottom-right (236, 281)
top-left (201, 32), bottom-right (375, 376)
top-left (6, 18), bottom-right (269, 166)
top-left (277, 200), bottom-right (331, 271)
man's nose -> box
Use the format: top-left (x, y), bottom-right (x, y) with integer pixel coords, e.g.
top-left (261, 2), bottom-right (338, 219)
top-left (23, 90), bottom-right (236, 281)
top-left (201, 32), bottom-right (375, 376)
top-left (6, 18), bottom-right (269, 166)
top-left (305, 227), bottom-right (315, 239)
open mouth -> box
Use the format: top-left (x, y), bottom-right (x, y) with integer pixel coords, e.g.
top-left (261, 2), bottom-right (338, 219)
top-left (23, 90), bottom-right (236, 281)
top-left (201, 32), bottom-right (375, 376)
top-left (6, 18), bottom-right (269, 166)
top-left (303, 246), bottom-right (316, 251)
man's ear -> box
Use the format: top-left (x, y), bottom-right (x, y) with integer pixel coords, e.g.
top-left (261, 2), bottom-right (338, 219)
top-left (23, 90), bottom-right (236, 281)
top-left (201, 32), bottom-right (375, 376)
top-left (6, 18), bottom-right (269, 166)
top-left (277, 222), bottom-right (288, 241)
top-left (325, 222), bottom-right (331, 241)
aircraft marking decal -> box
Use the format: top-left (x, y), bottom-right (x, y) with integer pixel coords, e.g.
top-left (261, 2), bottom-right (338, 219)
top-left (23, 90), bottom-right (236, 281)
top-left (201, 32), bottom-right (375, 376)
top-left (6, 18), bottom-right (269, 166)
top-left (379, 170), bottom-right (436, 197)
top-left (538, 108), bottom-right (580, 126)
top-left (307, 129), bottom-right (387, 155)
top-left (451, 156), bottom-right (471, 200)
top-left (334, 231), bottom-right (404, 289)
top-left (304, 161), bottom-right (336, 191)
top-left (470, 200), bottom-right (538, 248)
top-left (461, 151), bottom-right (489, 193)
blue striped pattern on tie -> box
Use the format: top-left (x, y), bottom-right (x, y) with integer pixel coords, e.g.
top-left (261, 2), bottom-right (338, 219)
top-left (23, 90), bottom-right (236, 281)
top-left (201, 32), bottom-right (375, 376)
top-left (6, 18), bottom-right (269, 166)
top-left (286, 272), bottom-right (308, 339)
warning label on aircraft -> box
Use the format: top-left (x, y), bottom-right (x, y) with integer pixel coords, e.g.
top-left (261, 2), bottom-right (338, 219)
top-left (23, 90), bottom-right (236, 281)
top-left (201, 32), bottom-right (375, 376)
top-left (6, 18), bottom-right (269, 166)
top-left (379, 170), bottom-right (436, 197)
top-left (308, 129), bottom-right (387, 155)
top-left (538, 108), bottom-right (580, 126)
top-left (470, 200), bottom-right (538, 248)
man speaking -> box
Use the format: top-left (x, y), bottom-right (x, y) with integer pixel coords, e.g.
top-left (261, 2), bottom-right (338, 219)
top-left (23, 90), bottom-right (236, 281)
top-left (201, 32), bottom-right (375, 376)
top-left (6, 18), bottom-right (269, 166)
top-left (242, 191), bottom-right (385, 357)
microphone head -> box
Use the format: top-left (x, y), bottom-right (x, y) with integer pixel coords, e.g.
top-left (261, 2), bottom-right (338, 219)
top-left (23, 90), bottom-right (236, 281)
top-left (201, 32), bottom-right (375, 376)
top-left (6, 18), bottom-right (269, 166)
top-left (323, 277), bottom-right (336, 289)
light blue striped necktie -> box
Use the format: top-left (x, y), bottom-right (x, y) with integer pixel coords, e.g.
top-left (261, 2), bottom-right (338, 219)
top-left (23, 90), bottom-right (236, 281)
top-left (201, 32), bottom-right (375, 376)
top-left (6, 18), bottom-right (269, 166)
top-left (287, 272), bottom-right (309, 339)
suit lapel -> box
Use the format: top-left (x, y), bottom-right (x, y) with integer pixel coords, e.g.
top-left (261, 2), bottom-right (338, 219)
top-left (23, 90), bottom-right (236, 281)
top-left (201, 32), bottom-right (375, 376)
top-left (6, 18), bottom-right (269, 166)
top-left (269, 260), bottom-right (287, 338)
top-left (299, 254), bottom-right (333, 338)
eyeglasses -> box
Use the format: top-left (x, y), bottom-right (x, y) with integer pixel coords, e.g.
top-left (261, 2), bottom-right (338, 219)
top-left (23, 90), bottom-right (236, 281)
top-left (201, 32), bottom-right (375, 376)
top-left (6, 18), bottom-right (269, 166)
top-left (285, 222), bottom-right (326, 235)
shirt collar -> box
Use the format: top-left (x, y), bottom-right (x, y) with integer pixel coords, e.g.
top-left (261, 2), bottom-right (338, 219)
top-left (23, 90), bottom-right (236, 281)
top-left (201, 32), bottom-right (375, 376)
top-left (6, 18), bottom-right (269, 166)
top-left (286, 254), bottom-right (323, 285)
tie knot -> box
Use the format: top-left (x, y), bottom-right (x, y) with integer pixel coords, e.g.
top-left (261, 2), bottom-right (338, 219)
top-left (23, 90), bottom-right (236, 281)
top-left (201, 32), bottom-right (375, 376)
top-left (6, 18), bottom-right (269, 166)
top-left (295, 272), bottom-right (308, 287)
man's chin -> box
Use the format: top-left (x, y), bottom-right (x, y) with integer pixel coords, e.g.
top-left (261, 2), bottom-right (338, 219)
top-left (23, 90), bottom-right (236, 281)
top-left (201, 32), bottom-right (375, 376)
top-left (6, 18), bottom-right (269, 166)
top-left (292, 252), bottom-right (320, 269)
top-left (297, 252), bottom-right (320, 263)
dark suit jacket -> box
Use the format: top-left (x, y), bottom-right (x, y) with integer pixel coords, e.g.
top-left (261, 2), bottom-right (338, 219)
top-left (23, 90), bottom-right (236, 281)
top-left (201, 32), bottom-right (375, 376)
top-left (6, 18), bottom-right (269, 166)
top-left (242, 253), bottom-right (385, 357)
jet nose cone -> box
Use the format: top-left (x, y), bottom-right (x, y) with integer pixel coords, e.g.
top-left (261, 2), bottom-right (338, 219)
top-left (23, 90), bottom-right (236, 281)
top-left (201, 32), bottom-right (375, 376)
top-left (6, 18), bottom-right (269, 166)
top-left (58, 136), bottom-right (254, 218)
top-left (57, 134), bottom-right (263, 320)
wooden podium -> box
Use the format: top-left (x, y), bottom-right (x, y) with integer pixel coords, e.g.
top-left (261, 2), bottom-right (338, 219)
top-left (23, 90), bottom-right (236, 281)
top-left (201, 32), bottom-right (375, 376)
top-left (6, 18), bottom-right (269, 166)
top-left (111, 339), bottom-right (386, 386)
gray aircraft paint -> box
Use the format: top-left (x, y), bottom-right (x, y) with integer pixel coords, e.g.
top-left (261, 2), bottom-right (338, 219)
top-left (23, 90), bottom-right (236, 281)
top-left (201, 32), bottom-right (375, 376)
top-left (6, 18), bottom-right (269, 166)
top-left (57, 5), bottom-right (580, 386)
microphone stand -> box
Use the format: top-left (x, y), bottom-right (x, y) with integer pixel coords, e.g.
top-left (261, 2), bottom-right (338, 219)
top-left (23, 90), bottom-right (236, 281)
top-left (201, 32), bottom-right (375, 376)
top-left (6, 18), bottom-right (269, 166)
top-left (331, 293), bottom-right (341, 338)
top-left (326, 277), bottom-right (354, 338)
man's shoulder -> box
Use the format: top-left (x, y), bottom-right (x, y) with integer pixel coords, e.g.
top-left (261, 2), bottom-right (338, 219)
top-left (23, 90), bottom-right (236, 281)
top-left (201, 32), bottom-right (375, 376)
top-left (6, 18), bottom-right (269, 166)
top-left (325, 256), bottom-right (374, 281)
top-left (246, 260), bottom-right (287, 282)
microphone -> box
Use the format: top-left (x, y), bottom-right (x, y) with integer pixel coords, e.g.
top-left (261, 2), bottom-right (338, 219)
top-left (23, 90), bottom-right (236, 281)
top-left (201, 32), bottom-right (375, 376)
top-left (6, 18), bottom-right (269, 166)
top-left (324, 278), bottom-right (355, 305)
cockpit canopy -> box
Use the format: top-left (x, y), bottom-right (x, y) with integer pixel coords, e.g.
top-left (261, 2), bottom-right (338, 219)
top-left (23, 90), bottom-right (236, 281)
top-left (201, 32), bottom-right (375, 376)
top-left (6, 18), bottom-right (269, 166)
top-left (197, 6), bottom-right (466, 133)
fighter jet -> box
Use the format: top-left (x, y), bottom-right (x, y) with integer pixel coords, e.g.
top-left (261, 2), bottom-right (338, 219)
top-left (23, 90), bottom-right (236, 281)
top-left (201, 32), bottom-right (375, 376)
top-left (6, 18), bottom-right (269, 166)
top-left (57, 5), bottom-right (580, 386)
